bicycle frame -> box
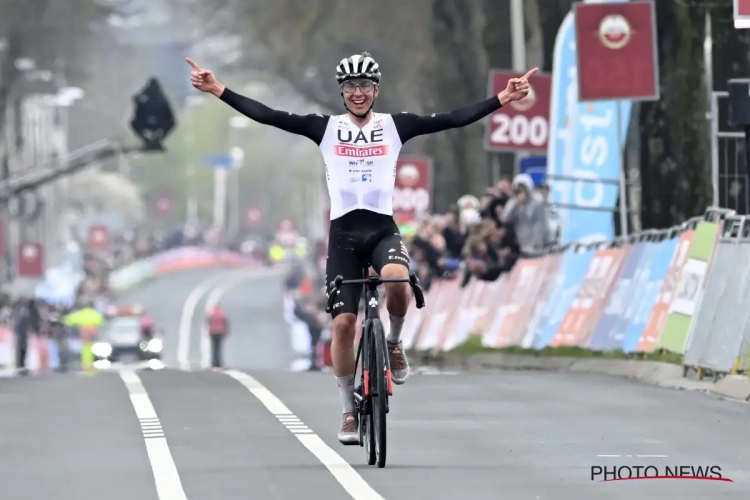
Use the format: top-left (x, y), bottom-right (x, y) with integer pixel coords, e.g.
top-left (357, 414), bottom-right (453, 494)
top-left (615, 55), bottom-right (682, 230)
top-left (325, 268), bottom-right (425, 402)
top-left (355, 267), bottom-right (398, 398)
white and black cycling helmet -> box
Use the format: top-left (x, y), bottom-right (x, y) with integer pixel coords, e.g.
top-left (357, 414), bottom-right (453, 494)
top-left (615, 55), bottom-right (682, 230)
top-left (335, 52), bottom-right (381, 84)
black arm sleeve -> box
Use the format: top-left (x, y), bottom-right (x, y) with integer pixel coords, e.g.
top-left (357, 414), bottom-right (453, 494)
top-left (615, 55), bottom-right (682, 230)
top-left (220, 88), bottom-right (329, 145)
top-left (392, 97), bottom-right (502, 143)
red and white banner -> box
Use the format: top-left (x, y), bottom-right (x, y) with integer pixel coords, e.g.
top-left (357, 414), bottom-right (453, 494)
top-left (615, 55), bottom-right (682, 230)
top-left (393, 156), bottom-right (433, 223)
top-left (17, 242), bottom-right (44, 278)
top-left (574, 1), bottom-right (660, 102)
top-left (484, 69), bottom-right (552, 152)
top-left (87, 224), bottom-right (110, 250)
top-left (246, 207), bottom-right (263, 227)
top-left (736, 0), bottom-right (750, 28)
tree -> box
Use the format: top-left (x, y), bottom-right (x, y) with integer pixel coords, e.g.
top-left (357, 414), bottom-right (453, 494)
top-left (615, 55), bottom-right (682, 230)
top-left (171, 0), bottom-right (505, 209)
top-left (0, 0), bottom-right (118, 143)
top-left (424, 0), bottom-right (491, 206)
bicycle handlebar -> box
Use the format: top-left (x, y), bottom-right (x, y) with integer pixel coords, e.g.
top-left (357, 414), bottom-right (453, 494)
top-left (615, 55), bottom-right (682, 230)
top-left (325, 273), bottom-right (426, 313)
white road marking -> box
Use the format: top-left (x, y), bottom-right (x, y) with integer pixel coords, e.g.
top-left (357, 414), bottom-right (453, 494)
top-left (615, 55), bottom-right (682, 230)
top-left (224, 370), bottom-right (385, 500)
top-left (119, 370), bottom-right (187, 500)
top-left (596, 454), bottom-right (669, 458)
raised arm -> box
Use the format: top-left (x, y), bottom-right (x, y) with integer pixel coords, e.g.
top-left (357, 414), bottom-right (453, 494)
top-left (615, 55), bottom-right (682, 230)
top-left (392, 97), bottom-right (503, 143)
top-left (220, 88), bottom-right (328, 145)
top-left (392, 67), bottom-right (538, 144)
top-left (186, 57), bottom-right (329, 145)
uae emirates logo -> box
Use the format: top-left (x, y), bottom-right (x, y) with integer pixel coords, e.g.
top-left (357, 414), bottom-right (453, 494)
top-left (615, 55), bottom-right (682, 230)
top-left (598, 14), bottom-right (632, 50)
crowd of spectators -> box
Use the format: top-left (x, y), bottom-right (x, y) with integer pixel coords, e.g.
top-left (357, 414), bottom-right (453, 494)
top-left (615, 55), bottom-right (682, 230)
top-left (408, 173), bottom-right (559, 291)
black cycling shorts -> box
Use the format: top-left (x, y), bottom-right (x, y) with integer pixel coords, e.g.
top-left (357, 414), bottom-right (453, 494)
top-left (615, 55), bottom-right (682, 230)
top-left (326, 209), bottom-right (410, 319)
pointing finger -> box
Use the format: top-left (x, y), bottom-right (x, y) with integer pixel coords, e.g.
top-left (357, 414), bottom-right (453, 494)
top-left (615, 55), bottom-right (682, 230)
top-left (186, 57), bottom-right (201, 71)
top-left (522, 67), bottom-right (539, 79)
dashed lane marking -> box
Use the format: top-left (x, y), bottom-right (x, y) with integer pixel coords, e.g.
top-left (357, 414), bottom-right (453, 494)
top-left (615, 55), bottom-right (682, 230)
top-left (224, 369), bottom-right (385, 500)
top-left (120, 370), bottom-right (187, 500)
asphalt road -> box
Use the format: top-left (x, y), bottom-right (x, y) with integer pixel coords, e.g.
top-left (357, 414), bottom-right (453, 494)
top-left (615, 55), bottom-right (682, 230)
top-left (1, 268), bottom-right (748, 500)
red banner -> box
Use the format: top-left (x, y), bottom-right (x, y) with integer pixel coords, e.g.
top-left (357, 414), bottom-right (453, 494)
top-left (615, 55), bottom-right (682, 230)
top-left (246, 207), bottom-right (262, 227)
top-left (736, 0), bottom-right (750, 28)
top-left (17, 243), bottom-right (43, 278)
top-left (88, 224), bottom-right (109, 250)
top-left (393, 156), bottom-right (433, 223)
top-left (483, 69), bottom-right (551, 153)
top-left (575, 1), bottom-right (659, 102)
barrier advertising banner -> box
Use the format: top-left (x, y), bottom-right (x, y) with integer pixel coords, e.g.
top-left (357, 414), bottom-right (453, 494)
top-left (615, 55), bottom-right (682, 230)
top-left (683, 216), bottom-right (750, 373)
top-left (532, 248), bottom-right (596, 349)
top-left (658, 221), bottom-right (719, 353)
top-left (622, 237), bottom-right (677, 352)
top-left (552, 246), bottom-right (630, 346)
top-left (636, 230), bottom-right (694, 352)
top-left (588, 242), bottom-right (646, 350)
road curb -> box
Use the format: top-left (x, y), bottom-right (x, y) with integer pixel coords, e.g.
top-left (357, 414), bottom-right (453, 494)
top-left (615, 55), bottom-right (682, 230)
top-left (410, 351), bottom-right (728, 394)
top-left (709, 375), bottom-right (750, 401)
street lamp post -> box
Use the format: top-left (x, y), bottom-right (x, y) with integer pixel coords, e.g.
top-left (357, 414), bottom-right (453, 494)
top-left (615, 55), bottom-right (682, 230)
top-left (228, 115), bottom-right (249, 238)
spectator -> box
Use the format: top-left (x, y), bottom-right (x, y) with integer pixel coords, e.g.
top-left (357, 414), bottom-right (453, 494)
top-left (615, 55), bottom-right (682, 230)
top-left (534, 182), bottom-right (561, 248)
top-left (501, 173), bottom-right (547, 254)
top-left (13, 299), bottom-right (32, 375)
top-left (441, 209), bottom-right (465, 259)
top-left (207, 306), bottom-right (229, 369)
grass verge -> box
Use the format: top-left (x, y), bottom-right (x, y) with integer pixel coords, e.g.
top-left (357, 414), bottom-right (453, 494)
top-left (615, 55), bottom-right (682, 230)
top-left (449, 334), bottom-right (683, 365)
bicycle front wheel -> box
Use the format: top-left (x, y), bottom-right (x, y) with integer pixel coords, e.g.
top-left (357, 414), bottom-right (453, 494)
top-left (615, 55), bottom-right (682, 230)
top-left (370, 318), bottom-right (388, 468)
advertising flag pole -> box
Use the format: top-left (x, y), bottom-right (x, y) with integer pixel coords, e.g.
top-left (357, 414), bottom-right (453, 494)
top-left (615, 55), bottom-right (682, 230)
top-left (616, 100), bottom-right (629, 237)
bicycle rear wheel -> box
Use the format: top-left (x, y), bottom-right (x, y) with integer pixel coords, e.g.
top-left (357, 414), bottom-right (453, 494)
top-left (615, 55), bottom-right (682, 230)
top-left (371, 318), bottom-right (388, 468)
top-left (362, 371), bottom-right (376, 465)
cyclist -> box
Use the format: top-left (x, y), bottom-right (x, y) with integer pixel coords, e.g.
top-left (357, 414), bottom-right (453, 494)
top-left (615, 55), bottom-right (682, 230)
top-left (186, 53), bottom-right (536, 444)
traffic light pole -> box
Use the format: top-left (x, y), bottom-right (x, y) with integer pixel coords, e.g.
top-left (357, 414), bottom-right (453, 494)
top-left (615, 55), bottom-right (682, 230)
top-left (0, 139), bottom-right (162, 203)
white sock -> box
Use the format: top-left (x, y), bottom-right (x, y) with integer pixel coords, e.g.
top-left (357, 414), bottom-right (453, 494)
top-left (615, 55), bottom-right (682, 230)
top-left (336, 373), bottom-right (356, 413)
top-left (387, 315), bottom-right (405, 344)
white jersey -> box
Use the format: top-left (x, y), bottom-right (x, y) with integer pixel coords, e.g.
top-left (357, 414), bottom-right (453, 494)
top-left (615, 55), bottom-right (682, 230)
top-left (218, 87), bottom-right (502, 222)
top-left (319, 113), bottom-right (403, 220)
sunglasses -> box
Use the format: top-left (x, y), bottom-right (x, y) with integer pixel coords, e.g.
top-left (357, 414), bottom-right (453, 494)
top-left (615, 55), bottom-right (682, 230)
top-left (341, 79), bottom-right (376, 94)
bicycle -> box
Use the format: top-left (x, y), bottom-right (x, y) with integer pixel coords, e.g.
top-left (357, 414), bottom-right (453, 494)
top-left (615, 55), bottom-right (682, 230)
top-left (325, 265), bottom-right (425, 468)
